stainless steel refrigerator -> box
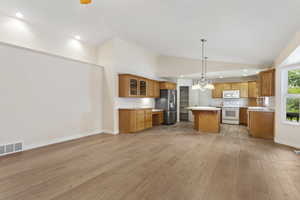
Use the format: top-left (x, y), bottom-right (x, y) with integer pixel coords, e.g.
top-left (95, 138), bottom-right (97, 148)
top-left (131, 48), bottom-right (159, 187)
top-left (155, 89), bottom-right (177, 125)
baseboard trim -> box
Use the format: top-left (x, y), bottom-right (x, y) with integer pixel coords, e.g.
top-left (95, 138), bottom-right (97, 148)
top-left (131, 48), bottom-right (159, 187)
top-left (103, 129), bottom-right (119, 135)
top-left (23, 130), bottom-right (105, 152)
top-left (274, 137), bottom-right (300, 149)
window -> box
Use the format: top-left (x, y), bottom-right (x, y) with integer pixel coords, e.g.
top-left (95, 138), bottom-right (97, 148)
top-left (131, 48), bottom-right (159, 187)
top-left (282, 66), bottom-right (300, 124)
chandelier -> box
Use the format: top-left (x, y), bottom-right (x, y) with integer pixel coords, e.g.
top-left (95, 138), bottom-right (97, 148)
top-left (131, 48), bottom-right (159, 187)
top-left (192, 39), bottom-right (215, 91)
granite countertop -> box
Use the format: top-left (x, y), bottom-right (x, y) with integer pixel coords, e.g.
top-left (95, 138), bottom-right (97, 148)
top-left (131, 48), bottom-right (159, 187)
top-left (211, 105), bottom-right (273, 109)
top-left (118, 108), bottom-right (164, 112)
top-left (152, 109), bottom-right (164, 112)
top-left (119, 107), bottom-right (153, 110)
top-left (247, 107), bottom-right (275, 112)
top-left (186, 106), bottom-right (221, 111)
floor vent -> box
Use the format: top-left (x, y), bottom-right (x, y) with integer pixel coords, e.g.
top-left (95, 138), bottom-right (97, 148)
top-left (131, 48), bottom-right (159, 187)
top-left (0, 142), bottom-right (23, 156)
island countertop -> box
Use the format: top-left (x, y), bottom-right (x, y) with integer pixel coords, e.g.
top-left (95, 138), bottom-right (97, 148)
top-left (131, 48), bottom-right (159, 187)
top-left (186, 106), bottom-right (221, 111)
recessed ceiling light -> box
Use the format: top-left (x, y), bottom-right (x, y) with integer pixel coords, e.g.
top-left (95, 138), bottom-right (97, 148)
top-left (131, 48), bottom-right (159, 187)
top-left (219, 76), bottom-right (223, 78)
top-left (74, 35), bottom-right (81, 40)
top-left (15, 12), bottom-right (24, 19)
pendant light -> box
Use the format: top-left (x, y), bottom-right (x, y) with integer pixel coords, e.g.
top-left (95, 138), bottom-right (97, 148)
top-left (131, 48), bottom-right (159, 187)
top-left (192, 39), bottom-right (214, 91)
top-left (80, 0), bottom-right (92, 4)
top-left (204, 56), bottom-right (215, 90)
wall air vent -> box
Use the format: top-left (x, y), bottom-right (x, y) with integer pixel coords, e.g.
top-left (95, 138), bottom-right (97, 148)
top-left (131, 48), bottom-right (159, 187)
top-left (0, 142), bottom-right (23, 156)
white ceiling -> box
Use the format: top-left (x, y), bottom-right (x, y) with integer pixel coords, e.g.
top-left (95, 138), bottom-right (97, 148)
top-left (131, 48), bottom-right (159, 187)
top-left (0, 0), bottom-right (300, 65)
top-left (182, 69), bottom-right (261, 79)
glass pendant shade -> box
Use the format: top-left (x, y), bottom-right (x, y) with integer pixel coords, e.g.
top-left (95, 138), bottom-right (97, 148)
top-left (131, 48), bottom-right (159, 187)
top-left (192, 39), bottom-right (215, 91)
top-left (204, 83), bottom-right (215, 90)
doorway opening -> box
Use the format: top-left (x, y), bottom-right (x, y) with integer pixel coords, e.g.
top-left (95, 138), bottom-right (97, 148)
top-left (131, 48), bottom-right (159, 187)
top-left (180, 86), bottom-right (189, 121)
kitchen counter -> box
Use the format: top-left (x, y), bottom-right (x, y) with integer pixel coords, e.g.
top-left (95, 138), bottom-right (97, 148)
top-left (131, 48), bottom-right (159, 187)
top-left (186, 106), bottom-right (221, 111)
top-left (248, 110), bottom-right (275, 139)
top-left (210, 105), bottom-right (275, 110)
top-left (118, 108), bottom-right (165, 112)
top-left (152, 109), bottom-right (164, 112)
top-left (187, 107), bottom-right (221, 133)
top-left (119, 108), bottom-right (153, 110)
top-left (248, 107), bottom-right (275, 112)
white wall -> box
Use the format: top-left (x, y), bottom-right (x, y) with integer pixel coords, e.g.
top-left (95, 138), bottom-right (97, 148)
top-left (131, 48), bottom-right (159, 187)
top-left (96, 40), bottom-right (116, 134)
top-left (274, 30), bottom-right (300, 149)
top-left (97, 38), bottom-right (159, 134)
top-left (114, 38), bottom-right (158, 109)
top-left (0, 43), bottom-right (103, 150)
top-left (275, 31), bottom-right (300, 66)
top-left (0, 14), bottom-right (97, 64)
top-left (275, 63), bottom-right (300, 149)
top-left (157, 55), bottom-right (264, 77)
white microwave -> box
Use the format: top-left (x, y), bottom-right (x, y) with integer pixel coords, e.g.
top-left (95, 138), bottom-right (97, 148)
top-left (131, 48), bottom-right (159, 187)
top-left (223, 90), bottom-right (240, 99)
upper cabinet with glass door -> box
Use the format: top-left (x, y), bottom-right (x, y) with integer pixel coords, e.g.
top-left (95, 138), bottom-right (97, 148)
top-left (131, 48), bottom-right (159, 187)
top-left (139, 79), bottom-right (147, 97)
top-left (119, 74), bottom-right (139, 97)
top-left (119, 74), bottom-right (161, 98)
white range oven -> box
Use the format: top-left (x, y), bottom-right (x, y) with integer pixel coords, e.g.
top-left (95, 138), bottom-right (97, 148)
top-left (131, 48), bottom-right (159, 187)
top-left (222, 107), bottom-right (240, 124)
top-left (222, 90), bottom-right (241, 124)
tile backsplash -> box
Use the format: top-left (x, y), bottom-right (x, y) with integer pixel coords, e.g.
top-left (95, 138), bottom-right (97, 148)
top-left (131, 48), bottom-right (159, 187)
top-left (264, 97), bottom-right (275, 108)
top-left (209, 97), bottom-right (275, 108)
top-left (210, 98), bottom-right (249, 107)
top-left (116, 98), bottom-right (155, 109)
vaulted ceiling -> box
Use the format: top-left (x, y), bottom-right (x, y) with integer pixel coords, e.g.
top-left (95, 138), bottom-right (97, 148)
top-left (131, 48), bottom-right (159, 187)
top-left (0, 0), bottom-right (299, 65)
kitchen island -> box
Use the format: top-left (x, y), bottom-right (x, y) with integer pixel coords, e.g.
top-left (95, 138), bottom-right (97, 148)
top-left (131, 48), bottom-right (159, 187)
top-left (247, 107), bottom-right (275, 139)
top-left (187, 107), bottom-right (221, 133)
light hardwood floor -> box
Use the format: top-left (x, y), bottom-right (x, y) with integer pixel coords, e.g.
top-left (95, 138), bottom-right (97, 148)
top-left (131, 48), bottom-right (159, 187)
top-left (1, 123), bottom-right (300, 200)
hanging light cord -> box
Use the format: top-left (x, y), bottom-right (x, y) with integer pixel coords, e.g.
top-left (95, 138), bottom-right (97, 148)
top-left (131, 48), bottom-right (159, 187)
top-left (192, 38), bottom-right (214, 90)
top-left (205, 56), bottom-right (208, 79)
top-left (201, 39), bottom-right (205, 79)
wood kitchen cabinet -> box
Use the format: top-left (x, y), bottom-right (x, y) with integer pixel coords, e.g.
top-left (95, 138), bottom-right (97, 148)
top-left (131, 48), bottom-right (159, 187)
top-left (139, 78), bottom-right (147, 97)
top-left (145, 109), bottom-right (153, 129)
top-left (231, 83), bottom-right (240, 90)
top-left (231, 82), bottom-right (248, 98)
top-left (136, 110), bottom-right (146, 131)
top-left (211, 70), bottom-right (275, 99)
top-left (248, 111), bottom-right (274, 139)
top-left (212, 83), bottom-right (223, 98)
top-left (119, 74), bottom-right (139, 97)
top-left (119, 109), bottom-right (153, 133)
top-left (160, 82), bottom-right (177, 90)
top-left (147, 80), bottom-right (154, 97)
top-left (212, 83), bottom-right (231, 98)
top-left (212, 82), bottom-right (248, 98)
top-left (240, 82), bottom-right (249, 98)
top-left (259, 69), bottom-right (275, 97)
top-left (239, 108), bottom-right (248, 125)
top-left (248, 81), bottom-right (258, 98)
top-left (222, 83), bottom-right (232, 91)
top-left (147, 80), bottom-right (160, 98)
top-left (153, 81), bottom-right (160, 98)
top-left (152, 111), bottom-right (164, 126)
top-left (119, 74), bottom-right (161, 98)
